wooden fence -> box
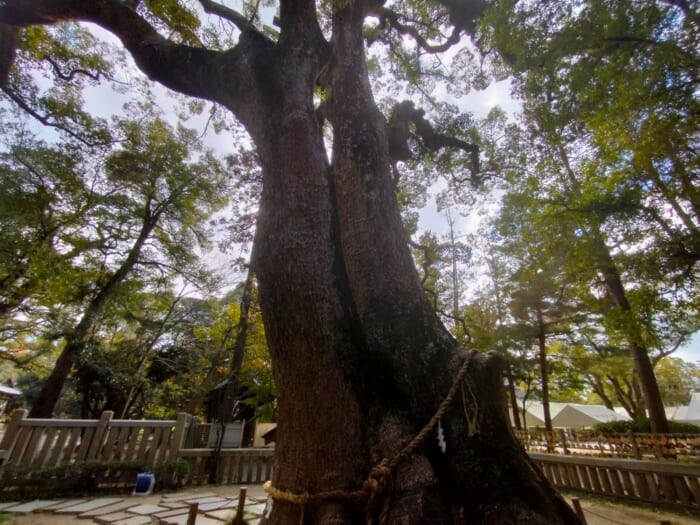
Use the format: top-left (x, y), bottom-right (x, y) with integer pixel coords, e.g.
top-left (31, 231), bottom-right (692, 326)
top-left (531, 452), bottom-right (700, 511)
top-left (3, 409), bottom-right (699, 511)
top-left (179, 448), bottom-right (274, 485)
top-left (515, 429), bottom-right (700, 461)
top-left (0, 410), bottom-right (186, 469)
top-left (0, 409), bottom-right (272, 486)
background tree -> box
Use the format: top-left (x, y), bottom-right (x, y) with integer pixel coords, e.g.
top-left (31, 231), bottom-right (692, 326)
top-left (482, 0), bottom-right (700, 432)
top-left (0, 106), bottom-right (230, 417)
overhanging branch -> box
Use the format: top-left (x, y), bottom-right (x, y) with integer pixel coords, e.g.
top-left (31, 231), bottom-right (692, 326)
top-left (0, 0), bottom-right (234, 104)
top-left (198, 0), bottom-right (262, 36)
top-left (388, 100), bottom-right (479, 176)
top-left (370, 7), bottom-right (461, 54)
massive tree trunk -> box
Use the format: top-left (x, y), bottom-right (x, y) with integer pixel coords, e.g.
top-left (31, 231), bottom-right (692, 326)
top-left (2, 1), bottom-right (580, 523)
top-left (249, 4), bottom-right (577, 523)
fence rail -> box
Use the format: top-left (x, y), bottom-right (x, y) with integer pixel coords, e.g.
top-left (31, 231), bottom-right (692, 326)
top-left (531, 452), bottom-right (700, 511)
top-left (515, 429), bottom-right (700, 461)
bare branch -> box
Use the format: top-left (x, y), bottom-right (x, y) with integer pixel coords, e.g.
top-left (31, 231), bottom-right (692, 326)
top-left (0, 84), bottom-right (110, 146)
top-left (198, 0), bottom-right (260, 35)
top-left (370, 7), bottom-right (462, 54)
top-left (43, 56), bottom-right (102, 82)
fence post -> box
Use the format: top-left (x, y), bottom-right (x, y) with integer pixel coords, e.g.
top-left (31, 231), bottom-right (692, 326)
top-left (0, 408), bottom-right (27, 451)
top-left (0, 408), bottom-right (27, 467)
top-left (628, 430), bottom-right (641, 460)
top-left (559, 429), bottom-right (570, 455)
top-left (87, 410), bottom-right (113, 461)
top-left (171, 412), bottom-right (190, 458)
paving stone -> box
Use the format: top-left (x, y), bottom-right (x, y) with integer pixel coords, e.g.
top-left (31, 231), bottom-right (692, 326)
top-left (198, 500), bottom-right (235, 512)
top-left (55, 497), bottom-right (123, 513)
top-left (159, 501), bottom-right (190, 509)
top-left (127, 503), bottom-right (169, 515)
top-left (43, 499), bottom-right (89, 510)
top-left (153, 508), bottom-right (191, 519)
top-left (204, 508), bottom-right (236, 521)
top-left (79, 500), bottom-right (138, 518)
top-left (0, 502), bottom-right (21, 511)
top-left (94, 511), bottom-right (136, 524)
top-left (110, 517), bottom-right (154, 525)
top-left (160, 515), bottom-right (224, 525)
top-left (2, 500), bottom-right (58, 513)
top-left (244, 502), bottom-right (267, 515)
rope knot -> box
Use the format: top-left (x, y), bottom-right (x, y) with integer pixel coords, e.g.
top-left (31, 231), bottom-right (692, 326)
top-left (363, 462), bottom-right (393, 525)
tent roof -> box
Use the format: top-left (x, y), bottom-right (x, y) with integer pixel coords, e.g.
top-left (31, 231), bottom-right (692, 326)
top-left (552, 404), bottom-right (630, 428)
top-left (0, 385), bottom-right (21, 397)
top-left (669, 392), bottom-right (700, 424)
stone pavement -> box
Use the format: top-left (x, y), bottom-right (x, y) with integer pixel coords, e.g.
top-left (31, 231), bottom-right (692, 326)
top-left (2, 486), bottom-right (700, 524)
top-left (0, 485), bottom-right (269, 524)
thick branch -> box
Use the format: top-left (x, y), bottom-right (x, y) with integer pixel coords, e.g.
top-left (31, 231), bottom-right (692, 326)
top-left (198, 0), bottom-right (260, 35)
top-left (388, 100), bottom-right (479, 175)
top-left (0, 0), bottom-right (235, 103)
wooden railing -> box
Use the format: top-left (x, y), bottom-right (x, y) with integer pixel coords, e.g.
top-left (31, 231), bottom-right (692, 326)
top-left (0, 409), bottom-right (272, 489)
top-left (531, 453), bottom-right (700, 511)
top-left (0, 409), bottom-right (186, 469)
top-left (515, 429), bottom-right (700, 461)
top-left (179, 448), bottom-right (274, 485)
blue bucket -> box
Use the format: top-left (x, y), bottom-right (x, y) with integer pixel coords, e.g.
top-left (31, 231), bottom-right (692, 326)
top-left (133, 472), bottom-right (155, 496)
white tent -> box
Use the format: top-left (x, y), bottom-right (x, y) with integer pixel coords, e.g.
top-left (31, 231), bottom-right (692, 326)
top-left (669, 392), bottom-right (700, 426)
top-left (515, 401), bottom-right (566, 428)
top-left (552, 403), bottom-right (630, 428)
top-left (514, 401), bottom-right (630, 429)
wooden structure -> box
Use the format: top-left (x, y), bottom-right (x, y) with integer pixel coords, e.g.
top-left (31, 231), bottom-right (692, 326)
top-left (531, 453), bottom-right (700, 511)
top-left (0, 409), bottom-right (272, 486)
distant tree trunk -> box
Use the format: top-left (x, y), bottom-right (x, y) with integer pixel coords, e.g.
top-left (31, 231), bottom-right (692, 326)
top-left (536, 310), bottom-right (553, 432)
top-left (507, 364), bottom-right (523, 430)
top-left (589, 375), bottom-right (615, 410)
top-left (210, 257), bottom-right (256, 483)
top-left (592, 234), bottom-right (669, 432)
top-left (30, 207), bottom-right (160, 417)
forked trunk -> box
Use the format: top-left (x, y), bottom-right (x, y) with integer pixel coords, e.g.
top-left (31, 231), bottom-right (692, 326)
top-left (247, 6), bottom-right (579, 523)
